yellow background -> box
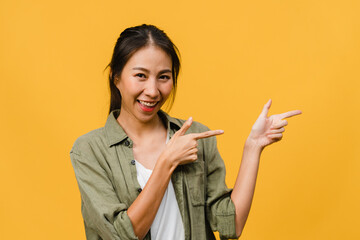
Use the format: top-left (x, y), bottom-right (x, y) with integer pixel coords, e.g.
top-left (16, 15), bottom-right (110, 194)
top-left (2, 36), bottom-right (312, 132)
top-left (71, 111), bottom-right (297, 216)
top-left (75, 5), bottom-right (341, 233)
top-left (1, 0), bottom-right (359, 239)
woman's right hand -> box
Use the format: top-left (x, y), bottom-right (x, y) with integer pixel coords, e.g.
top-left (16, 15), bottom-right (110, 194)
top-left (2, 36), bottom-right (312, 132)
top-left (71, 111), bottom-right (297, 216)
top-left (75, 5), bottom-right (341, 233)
top-left (159, 117), bottom-right (224, 168)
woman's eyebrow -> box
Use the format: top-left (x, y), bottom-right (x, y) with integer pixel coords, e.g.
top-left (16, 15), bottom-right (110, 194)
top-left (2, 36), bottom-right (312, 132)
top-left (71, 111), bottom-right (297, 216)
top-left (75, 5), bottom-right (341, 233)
top-left (132, 67), bottom-right (149, 72)
top-left (132, 67), bottom-right (172, 74)
top-left (158, 69), bottom-right (172, 74)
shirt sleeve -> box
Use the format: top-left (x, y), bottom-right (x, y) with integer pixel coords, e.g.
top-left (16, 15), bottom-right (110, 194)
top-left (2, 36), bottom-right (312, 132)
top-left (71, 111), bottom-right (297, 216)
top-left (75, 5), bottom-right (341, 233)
top-left (70, 146), bottom-right (139, 240)
top-left (202, 126), bottom-right (239, 240)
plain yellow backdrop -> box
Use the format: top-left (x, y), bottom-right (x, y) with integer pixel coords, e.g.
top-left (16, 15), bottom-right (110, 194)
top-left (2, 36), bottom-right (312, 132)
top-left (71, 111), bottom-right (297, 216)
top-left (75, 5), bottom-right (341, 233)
top-left (1, 0), bottom-right (359, 239)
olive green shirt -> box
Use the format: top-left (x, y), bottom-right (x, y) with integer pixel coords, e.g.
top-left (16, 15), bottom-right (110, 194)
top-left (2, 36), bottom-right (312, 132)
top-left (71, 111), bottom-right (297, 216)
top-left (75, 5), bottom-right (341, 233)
top-left (70, 109), bottom-right (238, 240)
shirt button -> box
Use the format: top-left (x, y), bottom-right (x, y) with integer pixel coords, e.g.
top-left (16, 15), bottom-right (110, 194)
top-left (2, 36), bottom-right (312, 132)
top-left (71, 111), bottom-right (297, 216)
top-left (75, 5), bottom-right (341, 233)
top-left (137, 188), bottom-right (142, 193)
top-left (124, 140), bottom-right (130, 146)
top-left (131, 159), bottom-right (135, 165)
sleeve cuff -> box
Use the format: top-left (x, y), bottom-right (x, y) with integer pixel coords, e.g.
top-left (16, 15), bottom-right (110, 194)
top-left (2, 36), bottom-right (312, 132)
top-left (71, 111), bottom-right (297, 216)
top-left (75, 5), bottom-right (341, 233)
top-left (113, 210), bottom-right (139, 240)
top-left (216, 196), bottom-right (238, 239)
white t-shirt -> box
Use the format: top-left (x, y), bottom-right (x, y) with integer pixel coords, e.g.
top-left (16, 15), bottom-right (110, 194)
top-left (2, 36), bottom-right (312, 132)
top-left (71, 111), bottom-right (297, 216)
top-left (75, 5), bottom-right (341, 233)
top-left (134, 128), bottom-right (185, 240)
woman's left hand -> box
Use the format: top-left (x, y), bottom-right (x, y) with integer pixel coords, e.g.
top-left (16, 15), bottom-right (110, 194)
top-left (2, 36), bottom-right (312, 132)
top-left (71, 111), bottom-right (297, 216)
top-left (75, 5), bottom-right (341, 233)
top-left (247, 99), bottom-right (302, 149)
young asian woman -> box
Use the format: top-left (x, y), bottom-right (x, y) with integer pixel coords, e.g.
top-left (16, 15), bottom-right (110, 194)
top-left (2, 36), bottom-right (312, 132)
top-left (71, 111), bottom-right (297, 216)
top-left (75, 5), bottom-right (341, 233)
top-left (70, 24), bottom-right (302, 240)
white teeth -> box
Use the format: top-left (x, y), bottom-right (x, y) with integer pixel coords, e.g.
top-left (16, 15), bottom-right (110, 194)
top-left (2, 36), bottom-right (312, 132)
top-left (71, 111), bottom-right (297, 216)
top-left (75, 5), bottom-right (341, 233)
top-left (139, 100), bottom-right (157, 107)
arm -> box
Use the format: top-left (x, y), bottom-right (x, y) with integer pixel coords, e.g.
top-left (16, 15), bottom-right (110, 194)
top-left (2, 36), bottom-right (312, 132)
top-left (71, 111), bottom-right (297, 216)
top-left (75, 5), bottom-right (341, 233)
top-left (230, 99), bottom-right (302, 237)
top-left (202, 128), bottom-right (239, 240)
top-left (126, 157), bottom-right (175, 239)
top-left (230, 139), bottom-right (262, 238)
top-left (70, 149), bottom-right (137, 240)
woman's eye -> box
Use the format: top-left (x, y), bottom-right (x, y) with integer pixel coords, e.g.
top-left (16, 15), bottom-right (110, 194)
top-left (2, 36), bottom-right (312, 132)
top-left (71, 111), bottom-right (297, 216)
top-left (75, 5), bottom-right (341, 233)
top-left (136, 73), bottom-right (146, 78)
top-left (159, 75), bottom-right (170, 80)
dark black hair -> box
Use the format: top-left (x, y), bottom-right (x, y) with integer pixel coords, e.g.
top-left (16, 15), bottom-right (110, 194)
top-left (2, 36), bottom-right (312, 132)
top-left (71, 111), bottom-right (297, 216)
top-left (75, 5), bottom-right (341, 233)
top-left (105, 24), bottom-right (181, 114)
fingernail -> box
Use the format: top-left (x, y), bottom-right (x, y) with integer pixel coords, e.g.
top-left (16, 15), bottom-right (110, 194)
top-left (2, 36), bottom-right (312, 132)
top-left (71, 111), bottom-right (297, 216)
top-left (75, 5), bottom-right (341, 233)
top-left (189, 117), bottom-right (192, 121)
top-left (219, 130), bottom-right (224, 133)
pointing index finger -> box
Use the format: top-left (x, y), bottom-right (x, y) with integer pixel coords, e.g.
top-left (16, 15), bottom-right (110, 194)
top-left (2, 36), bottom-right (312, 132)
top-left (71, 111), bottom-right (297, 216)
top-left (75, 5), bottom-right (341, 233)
top-left (279, 110), bottom-right (302, 119)
top-left (192, 130), bottom-right (224, 140)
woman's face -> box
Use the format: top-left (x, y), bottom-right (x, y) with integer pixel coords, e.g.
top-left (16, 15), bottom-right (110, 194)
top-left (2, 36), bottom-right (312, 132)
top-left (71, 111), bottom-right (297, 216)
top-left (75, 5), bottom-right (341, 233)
top-left (115, 45), bottom-right (173, 124)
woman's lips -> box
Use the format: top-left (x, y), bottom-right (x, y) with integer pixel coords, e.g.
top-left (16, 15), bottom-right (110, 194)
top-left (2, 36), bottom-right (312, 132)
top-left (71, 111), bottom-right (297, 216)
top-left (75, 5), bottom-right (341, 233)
top-left (137, 100), bottom-right (159, 112)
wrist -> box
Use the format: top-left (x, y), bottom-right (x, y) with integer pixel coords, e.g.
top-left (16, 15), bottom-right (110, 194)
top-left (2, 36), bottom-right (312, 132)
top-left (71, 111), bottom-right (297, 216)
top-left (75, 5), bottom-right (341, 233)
top-left (157, 152), bottom-right (177, 173)
top-left (245, 137), bottom-right (264, 153)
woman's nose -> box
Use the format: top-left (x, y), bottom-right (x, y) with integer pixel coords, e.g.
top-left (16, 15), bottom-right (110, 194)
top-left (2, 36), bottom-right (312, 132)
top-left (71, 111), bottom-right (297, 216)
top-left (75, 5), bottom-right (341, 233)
top-left (144, 79), bottom-right (160, 97)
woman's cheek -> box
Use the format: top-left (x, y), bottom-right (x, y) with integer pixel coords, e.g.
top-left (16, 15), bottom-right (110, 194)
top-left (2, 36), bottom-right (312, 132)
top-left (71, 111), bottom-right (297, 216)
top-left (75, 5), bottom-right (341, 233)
top-left (164, 81), bottom-right (174, 95)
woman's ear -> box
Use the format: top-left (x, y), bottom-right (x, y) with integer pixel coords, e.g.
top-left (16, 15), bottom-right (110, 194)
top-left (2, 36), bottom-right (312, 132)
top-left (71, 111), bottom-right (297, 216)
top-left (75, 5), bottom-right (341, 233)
top-left (114, 76), bottom-right (120, 85)
top-left (113, 73), bottom-right (119, 84)
top-left (110, 69), bottom-right (118, 84)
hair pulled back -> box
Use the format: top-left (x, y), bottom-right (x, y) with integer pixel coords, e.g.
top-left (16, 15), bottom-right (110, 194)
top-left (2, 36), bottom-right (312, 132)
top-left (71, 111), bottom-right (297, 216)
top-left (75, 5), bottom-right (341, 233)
top-left (106, 24), bottom-right (181, 114)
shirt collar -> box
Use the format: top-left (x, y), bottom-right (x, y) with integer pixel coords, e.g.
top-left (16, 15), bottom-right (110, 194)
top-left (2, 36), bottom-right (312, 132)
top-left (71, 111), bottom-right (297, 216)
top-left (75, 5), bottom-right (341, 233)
top-left (104, 109), bottom-right (182, 147)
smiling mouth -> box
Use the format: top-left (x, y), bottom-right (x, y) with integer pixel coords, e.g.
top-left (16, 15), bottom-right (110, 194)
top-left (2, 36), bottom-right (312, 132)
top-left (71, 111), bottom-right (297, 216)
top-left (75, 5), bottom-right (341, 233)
top-left (137, 100), bottom-right (160, 112)
top-left (137, 100), bottom-right (159, 107)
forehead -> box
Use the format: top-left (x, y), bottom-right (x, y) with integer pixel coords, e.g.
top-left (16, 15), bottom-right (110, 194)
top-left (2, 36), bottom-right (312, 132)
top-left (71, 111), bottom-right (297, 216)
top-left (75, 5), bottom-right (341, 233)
top-left (125, 45), bottom-right (172, 70)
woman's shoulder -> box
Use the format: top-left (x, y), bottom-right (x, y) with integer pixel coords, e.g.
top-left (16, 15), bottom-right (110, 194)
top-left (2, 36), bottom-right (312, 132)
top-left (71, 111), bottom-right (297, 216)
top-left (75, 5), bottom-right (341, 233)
top-left (70, 127), bottom-right (107, 156)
